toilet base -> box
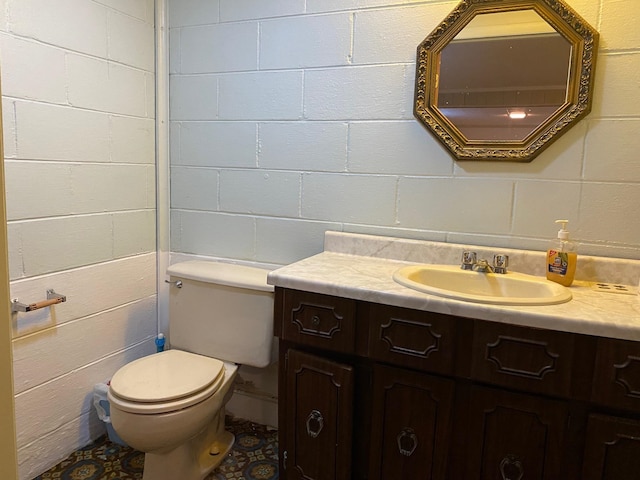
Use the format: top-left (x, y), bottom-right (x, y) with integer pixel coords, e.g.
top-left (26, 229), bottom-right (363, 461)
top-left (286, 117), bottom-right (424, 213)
top-left (142, 410), bottom-right (234, 480)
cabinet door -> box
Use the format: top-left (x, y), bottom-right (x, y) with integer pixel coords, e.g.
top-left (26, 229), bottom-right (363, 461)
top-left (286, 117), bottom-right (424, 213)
top-left (284, 349), bottom-right (354, 480)
top-left (462, 386), bottom-right (568, 480)
top-left (582, 414), bottom-right (640, 480)
top-left (369, 365), bottom-right (454, 480)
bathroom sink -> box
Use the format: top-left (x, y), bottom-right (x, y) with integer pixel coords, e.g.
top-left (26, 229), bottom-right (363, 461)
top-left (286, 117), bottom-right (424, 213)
top-left (393, 264), bottom-right (572, 306)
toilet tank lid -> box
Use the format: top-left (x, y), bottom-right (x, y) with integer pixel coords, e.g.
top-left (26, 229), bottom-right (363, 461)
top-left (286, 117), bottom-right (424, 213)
top-left (167, 261), bottom-right (274, 292)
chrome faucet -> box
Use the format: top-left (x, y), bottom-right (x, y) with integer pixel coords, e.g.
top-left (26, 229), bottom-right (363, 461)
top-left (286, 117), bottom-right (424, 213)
top-left (461, 251), bottom-right (477, 270)
top-left (492, 254), bottom-right (509, 274)
top-left (460, 251), bottom-right (509, 274)
top-left (472, 258), bottom-right (494, 273)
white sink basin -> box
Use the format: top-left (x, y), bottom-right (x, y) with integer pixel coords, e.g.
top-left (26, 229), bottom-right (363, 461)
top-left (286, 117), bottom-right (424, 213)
top-left (393, 264), bottom-right (572, 306)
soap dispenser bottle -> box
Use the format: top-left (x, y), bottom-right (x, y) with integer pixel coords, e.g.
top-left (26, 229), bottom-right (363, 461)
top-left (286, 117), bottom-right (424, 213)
top-left (546, 219), bottom-right (577, 287)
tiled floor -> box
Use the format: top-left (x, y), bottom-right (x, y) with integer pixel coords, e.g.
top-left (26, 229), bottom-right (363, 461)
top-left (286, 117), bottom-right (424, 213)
top-left (33, 416), bottom-right (279, 480)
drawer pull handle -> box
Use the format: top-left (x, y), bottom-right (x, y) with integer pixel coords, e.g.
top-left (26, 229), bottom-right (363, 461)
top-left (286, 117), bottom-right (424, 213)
top-left (311, 315), bottom-right (321, 327)
top-left (397, 427), bottom-right (418, 457)
top-left (306, 410), bottom-right (324, 438)
top-left (499, 454), bottom-right (523, 480)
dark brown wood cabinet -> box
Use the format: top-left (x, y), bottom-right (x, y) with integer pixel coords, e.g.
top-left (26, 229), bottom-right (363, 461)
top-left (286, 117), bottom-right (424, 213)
top-left (592, 337), bottom-right (640, 411)
top-left (274, 287), bottom-right (640, 480)
top-left (281, 290), bottom-right (357, 354)
top-left (459, 386), bottom-right (568, 480)
top-left (283, 349), bottom-right (354, 480)
top-left (470, 320), bottom-right (577, 397)
top-left (582, 414), bottom-right (640, 480)
top-left (369, 365), bottom-right (454, 480)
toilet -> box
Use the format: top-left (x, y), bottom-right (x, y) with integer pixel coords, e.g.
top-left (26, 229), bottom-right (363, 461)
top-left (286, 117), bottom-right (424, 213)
top-left (107, 261), bottom-right (274, 480)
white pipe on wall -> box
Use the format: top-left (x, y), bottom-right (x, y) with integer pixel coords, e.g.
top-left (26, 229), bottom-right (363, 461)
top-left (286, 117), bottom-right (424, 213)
top-left (155, 0), bottom-right (171, 337)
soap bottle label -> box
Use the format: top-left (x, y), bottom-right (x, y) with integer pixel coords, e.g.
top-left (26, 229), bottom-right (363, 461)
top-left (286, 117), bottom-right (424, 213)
top-left (548, 250), bottom-right (568, 276)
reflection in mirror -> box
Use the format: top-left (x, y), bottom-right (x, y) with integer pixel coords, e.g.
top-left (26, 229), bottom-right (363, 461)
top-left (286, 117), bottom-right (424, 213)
top-left (437, 10), bottom-right (572, 142)
top-left (414, 0), bottom-right (599, 162)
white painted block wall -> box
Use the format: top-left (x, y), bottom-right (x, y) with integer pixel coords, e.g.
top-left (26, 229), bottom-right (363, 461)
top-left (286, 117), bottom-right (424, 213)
top-left (0, 0), bottom-right (157, 478)
top-left (167, 0), bottom-right (640, 434)
top-left (169, 0), bottom-right (640, 265)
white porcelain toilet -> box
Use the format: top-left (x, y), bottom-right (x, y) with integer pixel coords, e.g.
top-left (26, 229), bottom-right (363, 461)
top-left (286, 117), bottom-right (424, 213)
top-left (107, 261), bottom-right (274, 480)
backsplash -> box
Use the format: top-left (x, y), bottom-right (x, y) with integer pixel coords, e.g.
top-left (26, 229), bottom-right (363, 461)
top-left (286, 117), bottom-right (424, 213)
top-left (325, 231), bottom-right (640, 287)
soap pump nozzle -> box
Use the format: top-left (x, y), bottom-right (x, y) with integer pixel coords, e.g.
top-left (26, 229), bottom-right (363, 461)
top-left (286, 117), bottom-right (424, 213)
top-left (555, 219), bottom-right (570, 240)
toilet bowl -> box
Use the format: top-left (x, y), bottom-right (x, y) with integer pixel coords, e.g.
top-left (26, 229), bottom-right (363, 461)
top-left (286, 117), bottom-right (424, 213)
top-left (108, 350), bottom-right (239, 480)
top-left (107, 261), bottom-right (274, 480)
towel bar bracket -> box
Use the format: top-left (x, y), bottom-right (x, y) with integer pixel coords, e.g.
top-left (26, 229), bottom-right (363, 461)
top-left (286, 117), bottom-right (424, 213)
top-left (11, 289), bottom-right (67, 313)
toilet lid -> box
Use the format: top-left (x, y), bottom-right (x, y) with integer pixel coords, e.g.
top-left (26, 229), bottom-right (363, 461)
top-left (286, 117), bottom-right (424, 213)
top-left (110, 350), bottom-right (225, 403)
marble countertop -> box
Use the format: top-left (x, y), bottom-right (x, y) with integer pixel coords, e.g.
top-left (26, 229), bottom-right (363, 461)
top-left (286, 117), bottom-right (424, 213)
top-left (267, 232), bottom-right (640, 342)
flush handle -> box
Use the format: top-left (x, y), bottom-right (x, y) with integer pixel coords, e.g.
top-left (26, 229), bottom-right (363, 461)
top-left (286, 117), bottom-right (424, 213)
top-left (165, 280), bottom-right (183, 288)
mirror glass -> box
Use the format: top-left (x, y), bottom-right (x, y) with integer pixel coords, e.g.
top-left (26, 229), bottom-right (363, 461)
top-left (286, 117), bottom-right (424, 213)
top-left (437, 10), bottom-right (572, 142)
top-left (414, 0), bottom-right (599, 162)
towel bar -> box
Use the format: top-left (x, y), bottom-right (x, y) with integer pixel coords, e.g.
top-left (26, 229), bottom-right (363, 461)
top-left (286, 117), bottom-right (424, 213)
top-left (11, 289), bottom-right (66, 313)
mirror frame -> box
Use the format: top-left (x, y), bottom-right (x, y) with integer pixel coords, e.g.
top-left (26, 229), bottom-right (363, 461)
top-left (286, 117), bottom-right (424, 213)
top-left (414, 0), bottom-right (599, 162)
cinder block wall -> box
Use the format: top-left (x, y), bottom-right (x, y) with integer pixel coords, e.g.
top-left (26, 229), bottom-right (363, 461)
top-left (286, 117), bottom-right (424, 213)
top-left (0, 1), bottom-right (157, 478)
top-left (169, 0), bottom-right (640, 265)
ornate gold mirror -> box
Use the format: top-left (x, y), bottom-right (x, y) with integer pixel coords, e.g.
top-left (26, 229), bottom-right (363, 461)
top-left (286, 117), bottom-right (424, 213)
top-left (414, 0), bottom-right (599, 162)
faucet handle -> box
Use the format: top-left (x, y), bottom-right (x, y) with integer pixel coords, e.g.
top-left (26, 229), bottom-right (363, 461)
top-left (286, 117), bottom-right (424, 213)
top-left (493, 254), bottom-right (509, 274)
top-left (461, 251), bottom-right (477, 270)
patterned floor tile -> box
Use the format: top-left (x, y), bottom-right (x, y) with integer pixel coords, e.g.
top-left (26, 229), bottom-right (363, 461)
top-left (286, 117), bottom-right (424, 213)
top-left (33, 417), bottom-right (278, 480)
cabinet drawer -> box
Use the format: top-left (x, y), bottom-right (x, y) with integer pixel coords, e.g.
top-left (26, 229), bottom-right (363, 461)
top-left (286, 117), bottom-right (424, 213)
top-left (366, 304), bottom-right (457, 375)
top-left (281, 289), bottom-right (357, 354)
top-left (471, 320), bottom-right (575, 397)
top-left (592, 337), bottom-right (640, 411)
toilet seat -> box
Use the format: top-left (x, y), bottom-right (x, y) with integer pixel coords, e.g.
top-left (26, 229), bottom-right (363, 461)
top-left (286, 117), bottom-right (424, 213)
top-left (109, 350), bottom-right (226, 414)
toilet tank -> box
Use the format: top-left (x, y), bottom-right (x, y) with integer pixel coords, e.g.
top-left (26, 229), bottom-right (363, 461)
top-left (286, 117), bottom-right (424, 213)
top-left (166, 261), bottom-right (275, 368)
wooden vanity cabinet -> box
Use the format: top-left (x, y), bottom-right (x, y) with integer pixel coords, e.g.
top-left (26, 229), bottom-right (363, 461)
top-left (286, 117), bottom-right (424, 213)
top-left (452, 320), bottom-right (581, 480)
top-left (368, 364), bottom-right (455, 480)
top-left (452, 384), bottom-right (569, 480)
top-left (282, 349), bottom-right (354, 480)
top-left (277, 289), bottom-right (457, 480)
top-left (582, 414), bottom-right (640, 480)
top-left (581, 338), bottom-right (640, 480)
top-left (274, 287), bottom-right (640, 480)
top-left (592, 337), bottom-right (640, 411)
